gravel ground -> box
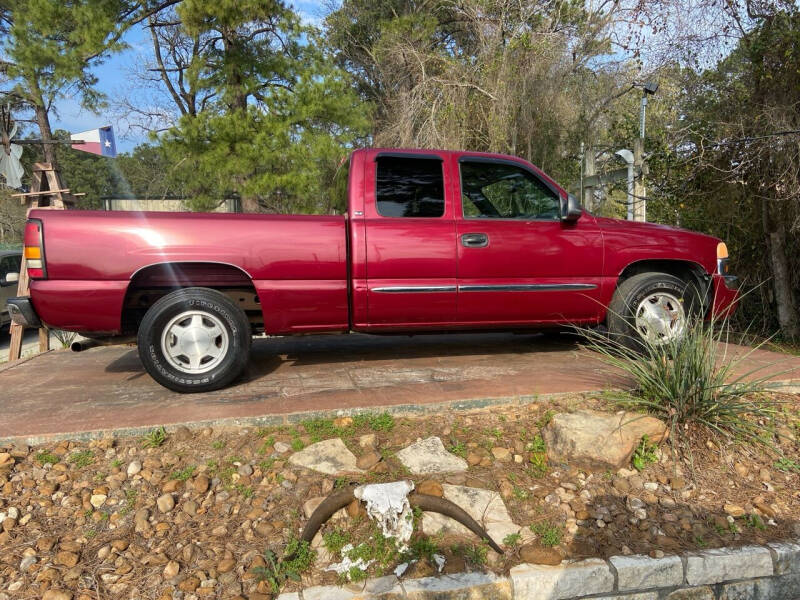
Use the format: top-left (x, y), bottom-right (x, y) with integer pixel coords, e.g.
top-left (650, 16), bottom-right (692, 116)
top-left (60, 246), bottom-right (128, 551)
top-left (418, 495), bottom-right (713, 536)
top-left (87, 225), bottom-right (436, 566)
top-left (0, 392), bottom-right (798, 600)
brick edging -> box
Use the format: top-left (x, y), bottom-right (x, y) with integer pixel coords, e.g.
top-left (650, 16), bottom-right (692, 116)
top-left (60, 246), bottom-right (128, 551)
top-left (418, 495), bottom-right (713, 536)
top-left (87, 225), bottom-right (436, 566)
top-left (279, 540), bottom-right (800, 599)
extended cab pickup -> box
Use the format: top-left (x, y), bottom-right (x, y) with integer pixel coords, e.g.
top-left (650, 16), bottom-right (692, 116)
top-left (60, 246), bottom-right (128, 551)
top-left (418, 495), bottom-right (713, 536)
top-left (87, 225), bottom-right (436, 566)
top-left (8, 148), bottom-right (738, 392)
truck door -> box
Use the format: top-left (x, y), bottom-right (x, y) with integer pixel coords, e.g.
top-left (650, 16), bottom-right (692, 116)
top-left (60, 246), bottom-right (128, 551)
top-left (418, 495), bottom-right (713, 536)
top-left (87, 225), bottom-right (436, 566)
top-left (362, 152), bottom-right (457, 327)
top-left (455, 156), bottom-right (603, 325)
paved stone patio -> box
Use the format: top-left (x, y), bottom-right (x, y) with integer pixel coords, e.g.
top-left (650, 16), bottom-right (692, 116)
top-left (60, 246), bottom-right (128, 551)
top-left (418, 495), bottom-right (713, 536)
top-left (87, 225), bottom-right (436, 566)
top-left (0, 332), bottom-right (798, 442)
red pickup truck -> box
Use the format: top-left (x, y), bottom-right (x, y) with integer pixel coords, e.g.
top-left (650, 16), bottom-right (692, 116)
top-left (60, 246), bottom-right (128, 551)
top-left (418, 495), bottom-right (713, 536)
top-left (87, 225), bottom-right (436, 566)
top-left (8, 148), bottom-right (737, 392)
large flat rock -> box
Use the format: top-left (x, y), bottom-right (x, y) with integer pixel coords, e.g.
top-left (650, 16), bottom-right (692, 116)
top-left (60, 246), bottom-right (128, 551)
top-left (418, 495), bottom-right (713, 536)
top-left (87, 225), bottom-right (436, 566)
top-left (396, 437), bottom-right (468, 475)
top-left (422, 484), bottom-right (519, 546)
top-left (542, 410), bottom-right (667, 471)
top-left (288, 438), bottom-right (363, 475)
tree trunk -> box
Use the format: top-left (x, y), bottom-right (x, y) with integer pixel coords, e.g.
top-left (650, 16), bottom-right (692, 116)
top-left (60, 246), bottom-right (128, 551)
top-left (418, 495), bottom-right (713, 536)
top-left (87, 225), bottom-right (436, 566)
top-left (34, 103), bottom-right (56, 165)
top-left (32, 94), bottom-right (57, 167)
top-left (240, 195), bottom-right (260, 213)
top-left (762, 198), bottom-right (800, 339)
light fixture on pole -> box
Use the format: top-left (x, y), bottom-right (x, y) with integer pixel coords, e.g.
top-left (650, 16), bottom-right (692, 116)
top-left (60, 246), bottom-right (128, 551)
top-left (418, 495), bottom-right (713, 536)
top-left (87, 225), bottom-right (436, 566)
top-left (633, 81), bottom-right (659, 139)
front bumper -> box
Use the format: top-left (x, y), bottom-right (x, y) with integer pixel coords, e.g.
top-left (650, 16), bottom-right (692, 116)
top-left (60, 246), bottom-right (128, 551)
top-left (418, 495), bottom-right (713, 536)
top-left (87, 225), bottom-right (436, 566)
top-left (6, 297), bottom-right (42, 329)
top-left (711, 273), bottom-right (739, 318)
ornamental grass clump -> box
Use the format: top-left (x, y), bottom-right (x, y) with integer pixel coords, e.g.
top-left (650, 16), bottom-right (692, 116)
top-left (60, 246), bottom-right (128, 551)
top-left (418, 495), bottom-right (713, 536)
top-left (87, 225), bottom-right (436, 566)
top-left (581, 310), bottom-right (794, 446)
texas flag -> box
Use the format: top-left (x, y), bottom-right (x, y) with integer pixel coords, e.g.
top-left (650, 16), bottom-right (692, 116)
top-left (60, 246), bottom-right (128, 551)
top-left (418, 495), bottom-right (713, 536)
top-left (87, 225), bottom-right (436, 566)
top-left (71, 126), bottom-right (117, 157)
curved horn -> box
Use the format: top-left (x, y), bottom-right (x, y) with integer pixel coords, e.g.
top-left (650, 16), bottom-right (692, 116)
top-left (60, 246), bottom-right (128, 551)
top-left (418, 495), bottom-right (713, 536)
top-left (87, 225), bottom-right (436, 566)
top-left (409, 493), bottom-right (504, 554)
top-left (299, 483), bottom-right (357, 545)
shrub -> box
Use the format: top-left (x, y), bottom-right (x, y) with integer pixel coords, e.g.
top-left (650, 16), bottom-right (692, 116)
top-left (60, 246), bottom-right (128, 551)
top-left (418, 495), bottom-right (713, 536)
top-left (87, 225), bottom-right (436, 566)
top-left (580, 310), bottom-right (788, 446)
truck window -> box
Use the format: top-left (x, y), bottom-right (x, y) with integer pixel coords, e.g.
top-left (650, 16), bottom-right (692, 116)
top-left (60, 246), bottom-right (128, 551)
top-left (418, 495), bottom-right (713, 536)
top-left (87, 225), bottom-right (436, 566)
top-left (460, 161), bottom-right (559, 220)
top-left (376, 156), bottom-right (445, 218)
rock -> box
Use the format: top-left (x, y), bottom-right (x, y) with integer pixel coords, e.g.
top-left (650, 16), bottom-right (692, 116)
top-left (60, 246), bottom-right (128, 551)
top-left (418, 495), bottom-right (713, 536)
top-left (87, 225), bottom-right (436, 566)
top-left (670, 476), bottom-right (686, 490)
top-left (358, 434), bottom-right (376, 448)
top-left (467, 452), bottom-right (482, 466)
top-left (417, 480), bottom-right (444, 497)
top-left (55, 551), bottom-right (79, 567)
top-left (724, 503), bottom-right (745, 517)
top-left (519, 545), bottom-right (562, 565)
top-left (303, 497), bottom-right (326, 519)
top-left (2, 517), bottom-right (16, 531)
top-left (217, 558), bottom-right (236, 573)
top-left (334, 416), bottom-right (353, 428)
top-left (179, 576), bottom-right (200, 592)
top-left (491, 447), bottom-right (511, 461)
top-left (422, 483), bottom-right (519, 543)
top-left (759, 468), bottom-right (771, 482)
top-left (273, 441), bottom-right (290, 453)
top-left (612, 477), bottom-right (630, 493)
top-left (157, 493), bottom-right (175, 513)
top-left (499, 480), bottom-right (514, 500)
top-left (238, 464), bottom-right (253, 477)
top-left (42, 590), bottom-right (73, 600)
top-left (288, 438), bottom-right (363, 475)
top-left (396, 437), bottom-right (468, 474)
top-left (346, 498), bottom-right (365, 518)
top-left (183, 500), bottom-right (198, 516)
top-left (356, 451), bottom-right (381, 470)
top-left (163, 560), bottom-right (180, 578)
top-left (90, 494), bottom-right (107, 508)
top-left (127, 461), bottom-right (142, 476)
top-left (20, 555), bottom-right (36, 571)
top-left (174, 426), bottom-right (192, 441)
top-left (162, 479), bottom-right (182, 493)
top-left (542, 410), bottom-right (668, 471)
top-left (754, 501), bottom-right (776, 518)
top-left (38, 536), bottom-right (57, 552)
top-left (111, 539), bottom-right (129, 551)
top-left (734, 463), bottom-right (748, 477)
top-left (194, 475), bottom-right (210, 494)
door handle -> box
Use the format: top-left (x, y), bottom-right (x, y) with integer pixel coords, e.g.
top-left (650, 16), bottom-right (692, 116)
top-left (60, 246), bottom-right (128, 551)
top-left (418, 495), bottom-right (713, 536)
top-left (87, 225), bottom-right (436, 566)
top-left (461, 233), bottom-right (488, 248)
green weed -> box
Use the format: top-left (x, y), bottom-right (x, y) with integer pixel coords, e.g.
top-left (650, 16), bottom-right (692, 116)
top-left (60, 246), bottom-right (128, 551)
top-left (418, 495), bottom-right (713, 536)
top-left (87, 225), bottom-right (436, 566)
top-left (631, 435), bottom-right (659, 471)
top-left (141, 427), bottom-right (167, 448)
top-left (170, 466), bottom-right (196, 481)
top-left (530, 522), bottom-right (562, 547)
top-left (68, 450), bottom-right (94, 468)
top-left (252, 537), bottom-right (315, 594)
top-left (35, 450), bottom-right (59, 465)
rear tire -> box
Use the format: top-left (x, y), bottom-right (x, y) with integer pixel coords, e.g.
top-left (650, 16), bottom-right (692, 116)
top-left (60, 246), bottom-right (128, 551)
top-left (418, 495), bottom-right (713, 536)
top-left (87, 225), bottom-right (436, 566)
top-left (137, 287), bottom-right (251, 393)
top-left (607, 272), bottom-right (703, 353)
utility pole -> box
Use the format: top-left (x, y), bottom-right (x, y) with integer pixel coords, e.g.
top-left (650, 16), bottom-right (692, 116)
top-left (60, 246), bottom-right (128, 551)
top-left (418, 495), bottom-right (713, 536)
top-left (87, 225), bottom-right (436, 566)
top-left (632, 81), bottom-right (657, 222)
top-left (633, 138), bottom-right (646, 222)
top-left (582, 145), bottom-right (595, 212)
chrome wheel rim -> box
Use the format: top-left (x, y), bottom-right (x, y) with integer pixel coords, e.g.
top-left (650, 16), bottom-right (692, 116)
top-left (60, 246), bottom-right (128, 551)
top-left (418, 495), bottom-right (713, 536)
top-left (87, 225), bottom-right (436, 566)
top-left (634, 292), bottom-right (686, 345)
top-left (160, 310), bottom-right (229, 374)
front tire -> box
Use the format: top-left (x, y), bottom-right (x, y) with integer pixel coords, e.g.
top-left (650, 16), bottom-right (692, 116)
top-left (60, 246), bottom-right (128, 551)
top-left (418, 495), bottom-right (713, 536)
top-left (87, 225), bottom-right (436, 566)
top-left (607, 272), bottom-right (703, 353)
top-left (137, 287), bottom-right (251, 393)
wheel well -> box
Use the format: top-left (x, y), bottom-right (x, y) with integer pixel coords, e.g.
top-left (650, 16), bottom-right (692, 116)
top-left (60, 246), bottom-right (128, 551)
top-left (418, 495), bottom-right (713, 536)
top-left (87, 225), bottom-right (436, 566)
top-left (617, 259), bottom-right (713, 308)
top-left (121, 262), bottom-right (262, 334)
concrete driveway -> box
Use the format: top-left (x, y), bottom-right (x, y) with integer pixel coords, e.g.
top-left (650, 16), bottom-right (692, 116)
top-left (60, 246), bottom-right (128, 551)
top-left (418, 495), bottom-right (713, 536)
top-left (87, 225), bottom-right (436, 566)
top-left (1, 332), bottom-right (798, 442)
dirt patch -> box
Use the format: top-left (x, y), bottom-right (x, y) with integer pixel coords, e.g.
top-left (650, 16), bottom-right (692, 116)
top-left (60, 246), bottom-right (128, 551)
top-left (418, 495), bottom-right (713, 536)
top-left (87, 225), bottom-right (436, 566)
top-left (1, 392), bottom-right (798, 599)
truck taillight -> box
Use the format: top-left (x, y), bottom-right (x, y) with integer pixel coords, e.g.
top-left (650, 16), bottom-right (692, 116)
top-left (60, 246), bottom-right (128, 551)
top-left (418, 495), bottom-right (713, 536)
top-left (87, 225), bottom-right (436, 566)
top-left (23, 219), bottom-right (47, 279)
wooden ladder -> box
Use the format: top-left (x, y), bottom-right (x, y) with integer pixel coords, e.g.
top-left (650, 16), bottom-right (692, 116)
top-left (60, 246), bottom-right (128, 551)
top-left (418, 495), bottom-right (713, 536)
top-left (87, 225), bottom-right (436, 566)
top-left (7, 163), bottom-right (78, 362)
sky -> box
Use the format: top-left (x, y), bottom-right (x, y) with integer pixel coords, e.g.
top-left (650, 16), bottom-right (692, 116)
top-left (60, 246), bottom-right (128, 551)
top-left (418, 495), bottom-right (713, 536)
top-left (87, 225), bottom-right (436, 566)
top-left (48, 1), bottom-right (328, 154)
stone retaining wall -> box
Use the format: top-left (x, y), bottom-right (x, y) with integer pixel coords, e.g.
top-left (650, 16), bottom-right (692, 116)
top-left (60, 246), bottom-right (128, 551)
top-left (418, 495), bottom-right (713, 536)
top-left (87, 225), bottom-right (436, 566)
top-left (279, 541), bottom-right (800, 600)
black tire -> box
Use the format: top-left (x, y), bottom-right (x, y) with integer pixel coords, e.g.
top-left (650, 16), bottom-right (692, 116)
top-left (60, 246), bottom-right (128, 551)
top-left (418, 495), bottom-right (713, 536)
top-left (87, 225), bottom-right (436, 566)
top-left (607, 272), bottom-right (704, 353)
top-left (137, 287), bottom-right (251, 393)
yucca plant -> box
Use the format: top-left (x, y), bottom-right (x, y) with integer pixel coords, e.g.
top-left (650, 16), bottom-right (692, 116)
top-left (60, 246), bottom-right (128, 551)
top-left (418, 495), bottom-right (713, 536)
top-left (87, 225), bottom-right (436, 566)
top-left (580, 306), bottom-right (795, 447)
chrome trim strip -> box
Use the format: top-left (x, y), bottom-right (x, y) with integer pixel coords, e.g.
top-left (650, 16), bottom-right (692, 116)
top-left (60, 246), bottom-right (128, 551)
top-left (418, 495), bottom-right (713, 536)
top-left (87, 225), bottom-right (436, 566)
top-left (372, 286), bottom-right (456, 293)
top-left (458, 284), bottom-right (597, 292)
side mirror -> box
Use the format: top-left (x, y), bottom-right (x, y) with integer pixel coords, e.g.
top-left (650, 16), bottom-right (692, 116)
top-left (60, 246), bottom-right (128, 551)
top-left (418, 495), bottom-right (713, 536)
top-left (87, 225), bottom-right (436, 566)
top-left (0, 272), bottom-right (19, 287)
top-left (561, 193), bottom-right (583, 223)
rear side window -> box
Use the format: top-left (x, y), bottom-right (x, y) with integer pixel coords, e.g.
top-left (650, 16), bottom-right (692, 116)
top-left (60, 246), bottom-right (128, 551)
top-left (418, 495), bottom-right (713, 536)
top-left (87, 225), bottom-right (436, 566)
top-left (376, 156), bottom-right (445, 217)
